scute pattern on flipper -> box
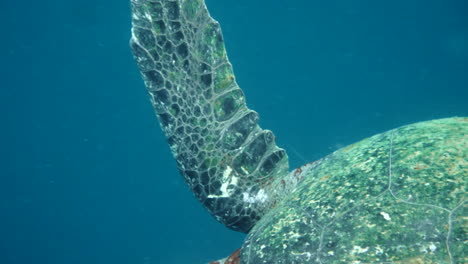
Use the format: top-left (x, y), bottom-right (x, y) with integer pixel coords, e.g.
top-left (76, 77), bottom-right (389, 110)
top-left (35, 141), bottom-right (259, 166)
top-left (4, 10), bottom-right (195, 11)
top-left (241, 118), bottom-right (467, 263)
top-left (130, 0), bottom-right (289, 232)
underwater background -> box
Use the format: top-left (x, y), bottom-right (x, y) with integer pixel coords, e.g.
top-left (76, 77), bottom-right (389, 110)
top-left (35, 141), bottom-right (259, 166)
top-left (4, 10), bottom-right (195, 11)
top-left (1, 0), bottom-right (466, 263)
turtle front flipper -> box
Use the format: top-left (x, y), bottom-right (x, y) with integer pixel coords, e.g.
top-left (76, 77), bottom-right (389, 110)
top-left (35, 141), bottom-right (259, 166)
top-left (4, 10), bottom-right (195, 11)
top-left (130, 0), bottom-right (289, 233)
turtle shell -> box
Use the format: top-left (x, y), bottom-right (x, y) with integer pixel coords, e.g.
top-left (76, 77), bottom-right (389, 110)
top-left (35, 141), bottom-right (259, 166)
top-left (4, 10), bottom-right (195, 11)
top-left (240, 117), bottom-right (467, 264)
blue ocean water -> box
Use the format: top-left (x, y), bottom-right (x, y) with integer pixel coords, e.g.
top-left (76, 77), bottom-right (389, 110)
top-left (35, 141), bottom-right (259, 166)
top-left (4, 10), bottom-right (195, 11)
top-left (1, 0), bottom-right (466, 263)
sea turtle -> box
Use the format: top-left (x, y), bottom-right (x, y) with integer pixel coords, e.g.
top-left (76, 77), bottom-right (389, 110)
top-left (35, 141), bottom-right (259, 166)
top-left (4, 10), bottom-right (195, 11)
top-left (129, 0), bottom-right (467, 263)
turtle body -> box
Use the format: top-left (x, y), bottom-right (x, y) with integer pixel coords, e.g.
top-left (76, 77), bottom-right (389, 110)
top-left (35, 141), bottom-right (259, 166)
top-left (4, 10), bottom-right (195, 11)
top-left (129, 0), bottom-right (467, 263)
top-left (241, 117), bottom-right (467, 263)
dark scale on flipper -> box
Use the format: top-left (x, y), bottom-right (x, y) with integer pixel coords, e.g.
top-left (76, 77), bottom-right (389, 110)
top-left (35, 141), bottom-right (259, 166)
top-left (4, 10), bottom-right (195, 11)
top-left (130, 0), bottom-right (289, 233)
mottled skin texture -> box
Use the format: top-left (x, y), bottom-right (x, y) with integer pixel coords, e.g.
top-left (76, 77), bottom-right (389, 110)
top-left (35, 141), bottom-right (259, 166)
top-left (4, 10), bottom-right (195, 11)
top-left (129, 0), bottom-right (467, 263)
top-left (130, 0), bottom-right (289, 233)
top-left (241, 117), bottom-right (467, 263)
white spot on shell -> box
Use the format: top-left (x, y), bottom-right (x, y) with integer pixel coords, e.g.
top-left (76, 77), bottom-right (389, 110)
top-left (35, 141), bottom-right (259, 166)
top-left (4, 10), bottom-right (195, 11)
top-left (351, 245), bottom-right (369, 254)
top-left (375, 245), bottom-right (383, 255)
top-left (380, 212), bottom-right (391, 221)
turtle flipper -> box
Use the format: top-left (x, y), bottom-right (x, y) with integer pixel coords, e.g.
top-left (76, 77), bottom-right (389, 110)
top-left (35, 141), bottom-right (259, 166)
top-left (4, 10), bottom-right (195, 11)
top-left (130, 0), bottom-right (289, 233)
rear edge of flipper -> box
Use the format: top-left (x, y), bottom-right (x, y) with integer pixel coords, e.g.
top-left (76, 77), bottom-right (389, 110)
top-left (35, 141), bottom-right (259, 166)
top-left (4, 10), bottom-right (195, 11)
top-left (130, 0), bottom-right (289, 232)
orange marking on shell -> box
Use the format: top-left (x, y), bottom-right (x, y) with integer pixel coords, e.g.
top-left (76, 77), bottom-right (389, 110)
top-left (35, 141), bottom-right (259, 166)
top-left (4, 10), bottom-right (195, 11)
top-left (307, 159), bottom-right (319, 166)
top-left (225, 249), bottom-right (241, 264)
top-left (209, 248), bottom-right (240, 264)
top-left (294, 167), bottom-right (303, 176)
